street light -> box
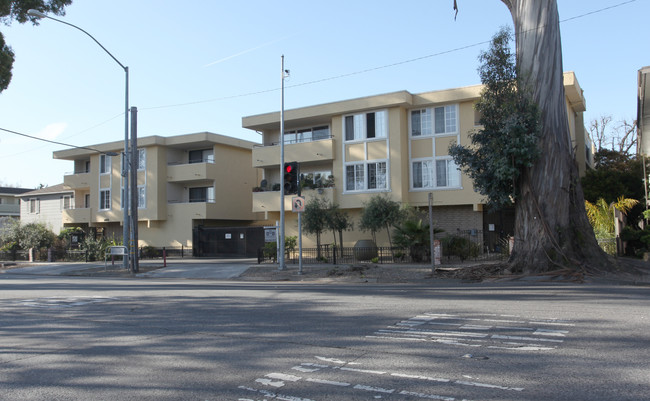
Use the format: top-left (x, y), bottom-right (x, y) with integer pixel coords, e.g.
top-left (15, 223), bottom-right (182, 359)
top-left (27, 9), bottom-right (132, 271)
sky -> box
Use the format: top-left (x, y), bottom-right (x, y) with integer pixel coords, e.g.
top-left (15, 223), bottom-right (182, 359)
top-left (0, 0), bottom-right (647, 189)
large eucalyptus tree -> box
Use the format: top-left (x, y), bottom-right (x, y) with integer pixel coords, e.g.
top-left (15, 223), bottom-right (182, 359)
top-left (458, 0), bottom-right (608, 273)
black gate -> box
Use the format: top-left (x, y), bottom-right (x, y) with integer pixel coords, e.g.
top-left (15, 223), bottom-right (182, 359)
top-left (193, 226), bottom-right (265, 258)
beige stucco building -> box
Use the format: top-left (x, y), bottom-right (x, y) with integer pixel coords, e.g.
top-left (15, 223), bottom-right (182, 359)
top-left (53, 132), bottom-right (265, 254)
top-left (243, 72), bottom-right (592, 248)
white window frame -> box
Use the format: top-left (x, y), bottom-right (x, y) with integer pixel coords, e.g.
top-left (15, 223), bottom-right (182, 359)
top-left (344, 110), bottom-right (388, 142)
top-left (61, 195), bottom-right (72, 210)
top-left (99, 154), bottom-right (111, 174)
top-left (411, 157), bottom-right (461, 190)
top-left (137, 148), bottom-right (146, 171)
top-left (29, 198), bottom-right (40, 214)
top-left (99, 189), bottom-right (111, 210)
top-left (137, 185), bottom-right (146, 209)
top-left (410, 104), bottom-right (458, 137)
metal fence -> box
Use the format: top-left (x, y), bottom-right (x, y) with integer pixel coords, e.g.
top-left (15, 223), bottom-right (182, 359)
top-left (258, 230), bottom-right (508, 265)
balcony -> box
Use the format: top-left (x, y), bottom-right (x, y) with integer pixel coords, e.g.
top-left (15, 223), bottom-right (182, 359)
top-left (253, 137), bottom-right (334, 168)
top-left (167, 200), bottom-right (220, 220)
top-left (0, 203), bottom-right (20, 216)
top-left (253, 187), bottom-right (334, 213)
top-left (63, 171), bottom-right (91, 190)
top-left (63, 207), bottom-right (91, 224)
top-left (167, 162), bottom-right (219, 183)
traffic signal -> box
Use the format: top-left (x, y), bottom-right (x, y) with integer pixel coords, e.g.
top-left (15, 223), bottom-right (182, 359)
top-left (283, 161), bottom-right (298, 195)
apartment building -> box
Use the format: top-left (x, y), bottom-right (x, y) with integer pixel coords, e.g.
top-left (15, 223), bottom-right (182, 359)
top-left (53, 132), bottom-right (265, 255)
top-left (18, 184), bottom-right (74, 235)
top-left (243, 72), bottom-right (591, 248)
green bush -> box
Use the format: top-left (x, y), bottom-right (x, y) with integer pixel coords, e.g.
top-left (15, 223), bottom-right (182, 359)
top-left (442, 235), bottom-right (480, 261)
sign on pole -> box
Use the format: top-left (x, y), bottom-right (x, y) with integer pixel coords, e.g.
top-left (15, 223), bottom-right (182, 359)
top-left (292, 196), bottom-right (305, 213)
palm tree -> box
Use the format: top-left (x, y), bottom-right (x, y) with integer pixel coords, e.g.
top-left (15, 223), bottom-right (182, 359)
top-left (585, 196), bottom-right (638, 254)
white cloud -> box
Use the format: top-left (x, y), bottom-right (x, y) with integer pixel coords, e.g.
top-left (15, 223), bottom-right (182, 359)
top-left (37, 122), bottom-right (67, 140)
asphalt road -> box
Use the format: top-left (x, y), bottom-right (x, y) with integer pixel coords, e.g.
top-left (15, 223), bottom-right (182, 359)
top-left (0, 275), bottom-right (648, 400)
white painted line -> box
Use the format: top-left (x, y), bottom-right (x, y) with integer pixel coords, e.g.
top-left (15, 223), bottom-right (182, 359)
top-left (391, 373), bottom-right (450, 383)
top-left (397, 390), bottom-right (458, 400)
top-left (492, 334), bottom-right (564, 343)
top-left (266, 373), bottom-right (301, 382)
top-left (533, 329), bottom-right (569, 336)
top-left (455, 380), bottom-right (524, 391)
top-left (305, 378), bottom-right (350, 386)
top-left (238, 386), bottom-right (315, 401)
top-left (255, 378), bottom-right (285, 388)
top-left (353, 384), bottom-right (395, 393)
top-left (339, 367), bottom-right (386, 375)
top-left (292, 366), bottom-right (320, 373)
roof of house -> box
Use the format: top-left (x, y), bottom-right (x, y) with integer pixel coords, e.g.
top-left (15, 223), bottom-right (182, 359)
top-left (0, 186), bottom-right (33, 195)
top-left (17, 183), bottom-right (72, 197)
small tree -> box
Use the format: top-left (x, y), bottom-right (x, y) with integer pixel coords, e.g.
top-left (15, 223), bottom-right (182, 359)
top-left (585, 197), bottom-right (638, 255)
top-left (302, 197), bottom-right (328, 257)
top-left (324, 203), bottom-right (353, 257)
top-left (359, 194), bottom-right (402, 247)
top-left (449, 27), bottom-right (541, 210)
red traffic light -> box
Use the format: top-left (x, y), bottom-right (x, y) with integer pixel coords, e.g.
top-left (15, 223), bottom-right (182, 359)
top-left (285, 164), bottom-right (293, 173)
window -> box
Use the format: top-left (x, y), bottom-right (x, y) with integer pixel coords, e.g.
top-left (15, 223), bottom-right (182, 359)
top-left (189, 186), bottom-right (215, 203)
top-left (411, 105), bottom-right (457, 136)
top-left (412, 160), bottom-right (434, 188)
top-left (345, 165), bottom-right (365, 191)
top-left (368, 162), bottom-right (387, 189)
top-left (345, 110), bottom-right (387, 141)
top-left (61, 195), bottom-right (72, 210)
top-left (100, 154), bottom-right (111, 174)
top-left (345, 162), bottom-right (387, 191)
top-left (189, 149), bottom-right (214, 164)
top-left (284, 125), bottom-right (330, 144)
top-left (84, 194), bottom-right (90, 208)
top-left (29, 198), bottom-right (39, 214)
top-left (436, 159), bottom-right (460, 187)
top-left (137, 149), bottom-right (146, 170)
top-left (99, 189), bottom-right (111, 210)
top-left (138, 186), bottom-right (146, 208)
top-left (412, 159), bottom-right (460, 189)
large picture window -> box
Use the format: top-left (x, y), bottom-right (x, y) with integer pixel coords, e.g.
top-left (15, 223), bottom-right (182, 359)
top-left (411, 105), bottom-right (457, 136)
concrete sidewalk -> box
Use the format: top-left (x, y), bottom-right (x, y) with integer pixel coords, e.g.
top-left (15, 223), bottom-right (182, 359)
top-left (0, 258), bottom-right (256, 280)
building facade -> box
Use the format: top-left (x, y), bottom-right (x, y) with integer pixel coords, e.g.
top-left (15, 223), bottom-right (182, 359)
top-left (53, 132), bottom-right (266, 254)
top-left (18, 184), bottom-right (74, 235)
top-left (243, 72), bottom-right (592, 248)
top-left (0, 187), bottom-right (32, 218)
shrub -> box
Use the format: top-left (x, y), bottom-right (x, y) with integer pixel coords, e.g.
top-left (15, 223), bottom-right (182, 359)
top-left (442, 235), bottom-right (480, 261)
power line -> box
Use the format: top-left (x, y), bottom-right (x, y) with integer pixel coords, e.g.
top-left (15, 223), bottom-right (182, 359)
top-left (0, 127), bottom-right (110, 154)
top-left (140, 0), bottom-right (639, 112)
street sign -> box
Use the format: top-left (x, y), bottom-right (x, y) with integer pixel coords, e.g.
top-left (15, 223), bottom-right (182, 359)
top-left (292, 196), bottom-right (305, 213)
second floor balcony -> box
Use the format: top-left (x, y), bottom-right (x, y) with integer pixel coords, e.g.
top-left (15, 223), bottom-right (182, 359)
top-left (62, 207), bottom-right (91, 224)
top-left (167, 161), bottom-right (219, 183)
top-left (253, 136), bottom-right (334, 168)
top-left (63, 171), bottom-right (91, 190)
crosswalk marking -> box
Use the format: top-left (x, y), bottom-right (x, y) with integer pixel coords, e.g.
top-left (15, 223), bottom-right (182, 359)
top-left (369, 313), bottom-right (574, 351)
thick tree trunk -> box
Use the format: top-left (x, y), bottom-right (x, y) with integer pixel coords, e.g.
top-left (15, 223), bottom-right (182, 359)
top-left (500, 0), bottom-right (609, 273)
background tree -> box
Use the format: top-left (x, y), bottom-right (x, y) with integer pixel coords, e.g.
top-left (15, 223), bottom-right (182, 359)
top-left (450, 27), bottom-right (540, 210)
top-left (0, 0), bottom-right (72, 92)
top-left (581, 149), bottom-right (644, 225)
top-left (456, 0), bottom-right (609, 274)
top-left (358, 194), bottom-right (402, 248)
top-left (589, 115), bottom-right (637, 156)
